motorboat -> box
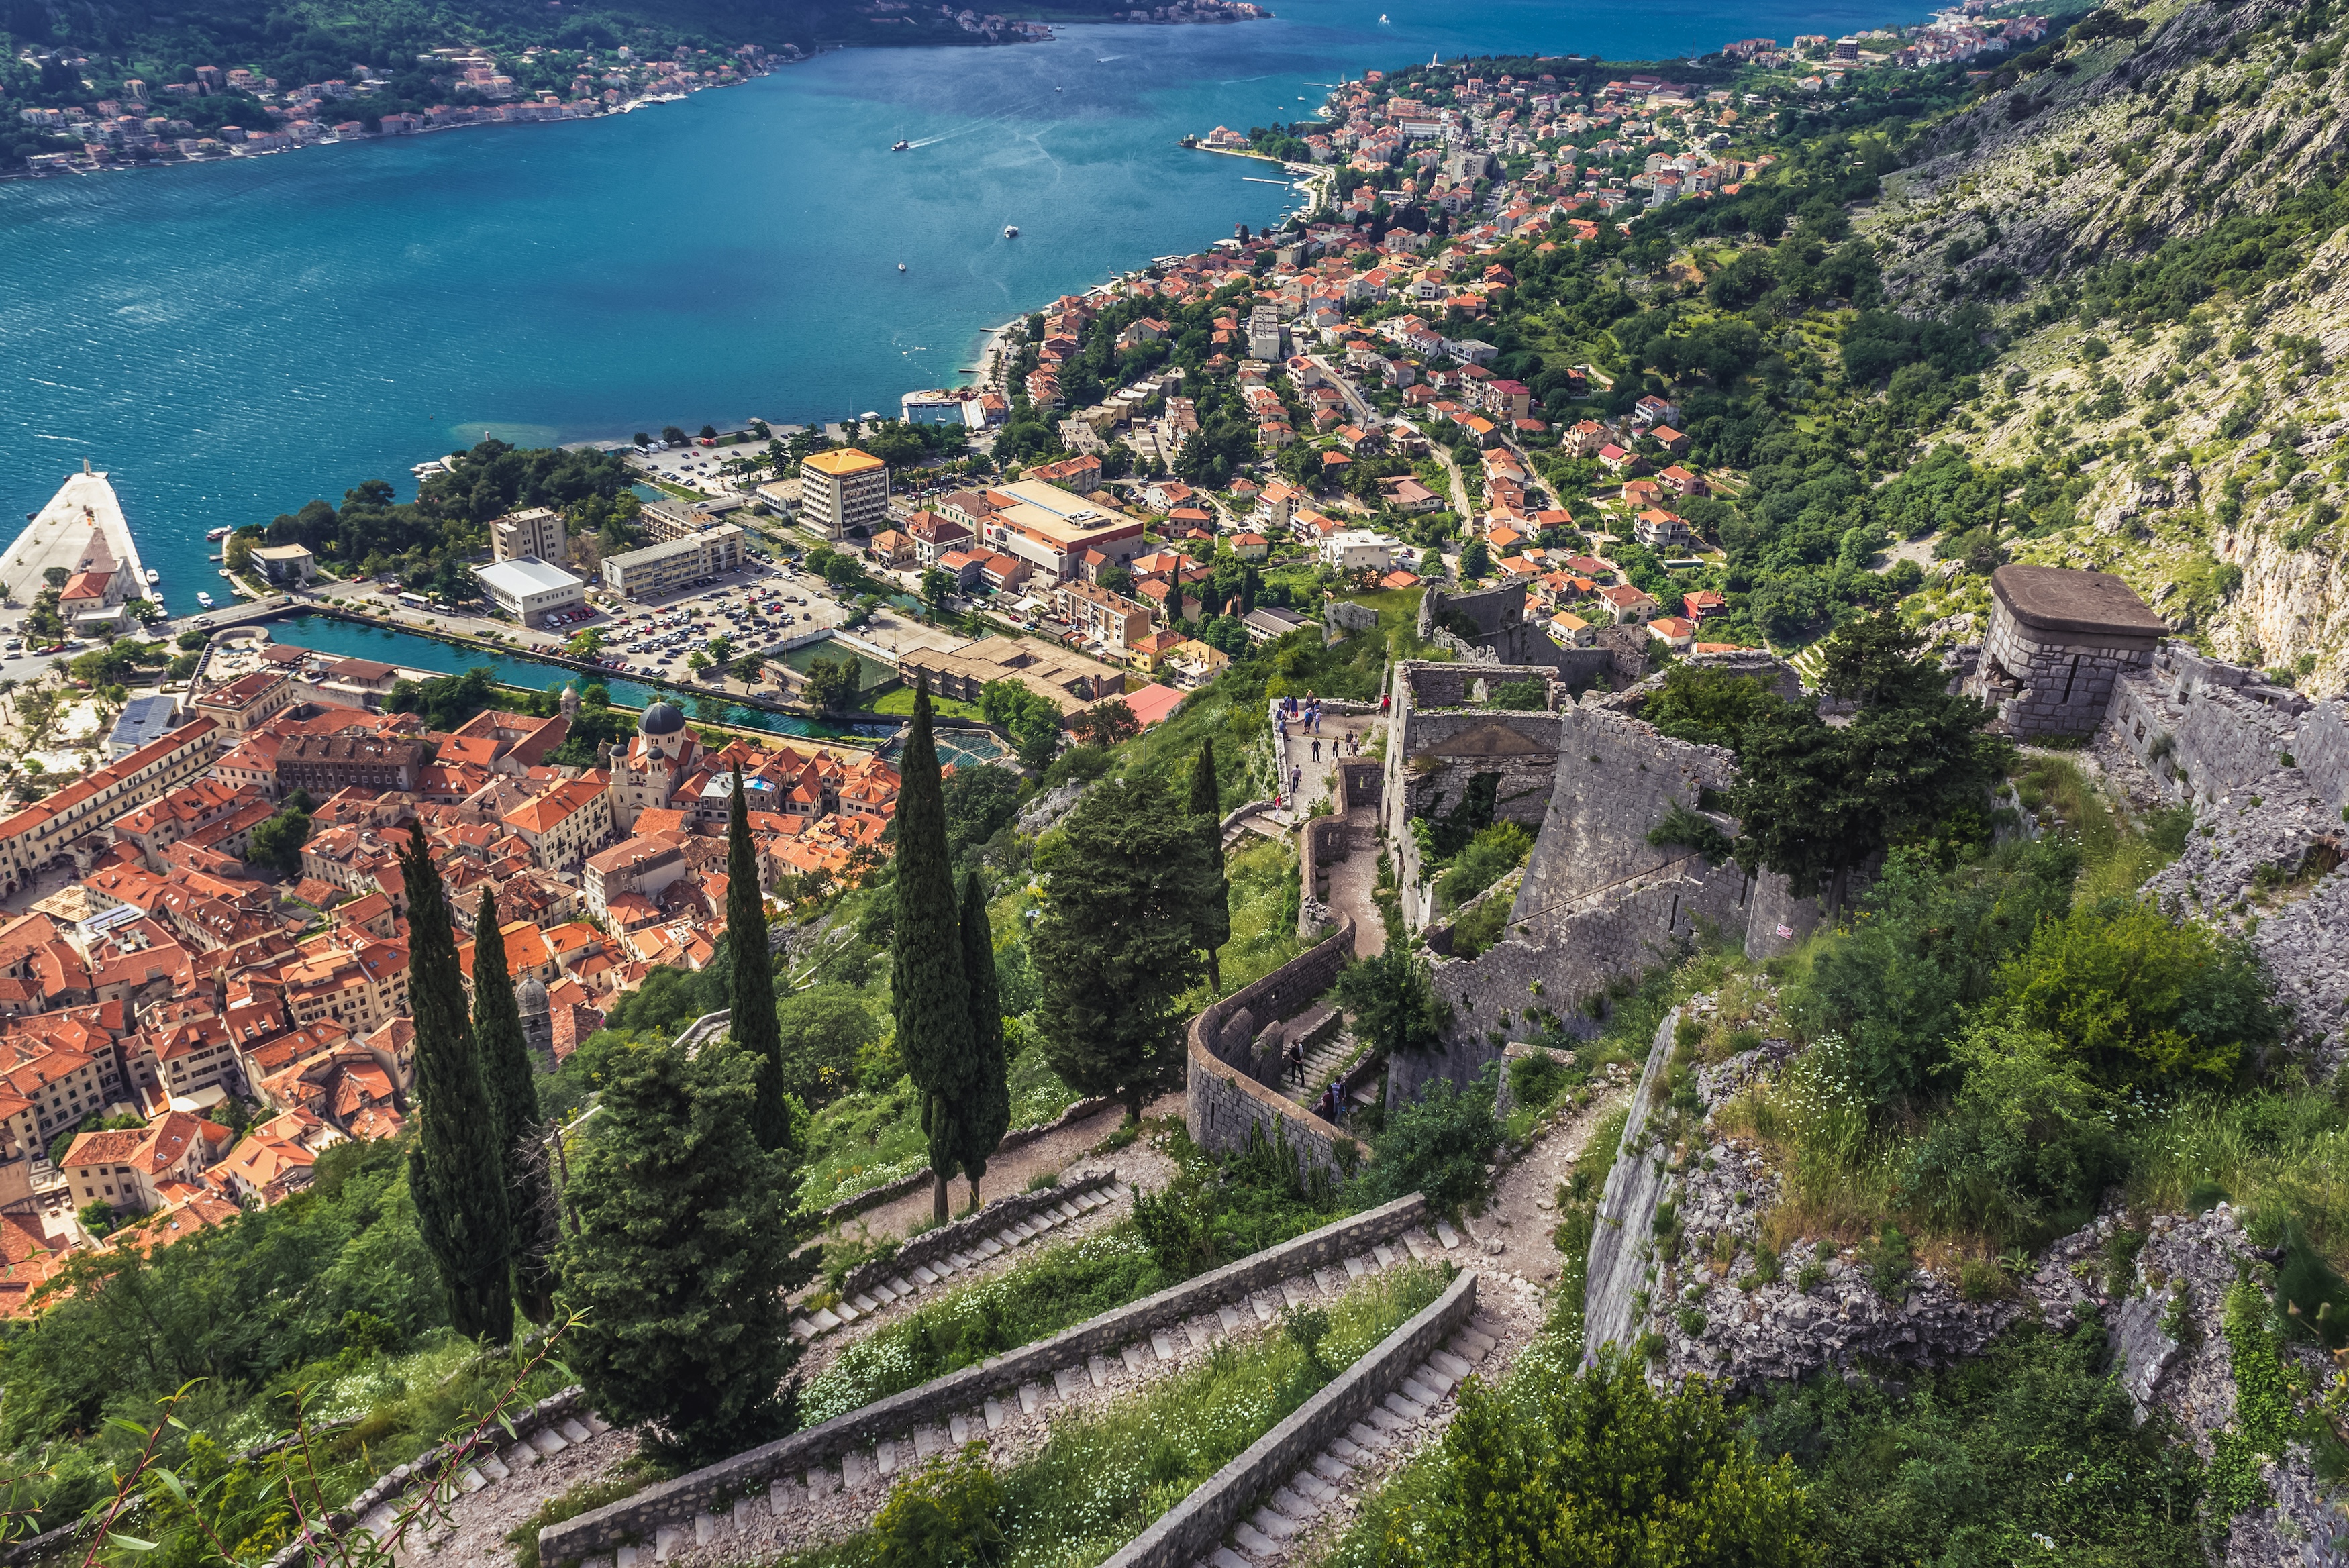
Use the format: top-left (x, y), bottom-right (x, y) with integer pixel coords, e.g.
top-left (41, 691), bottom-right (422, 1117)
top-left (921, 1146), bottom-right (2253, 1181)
top-left (143, 567), bottom-right (159, 584)
top-left (196, 592), bottom-right (215, 609)
top-left (1004, 224), bottom-right (1019, 238)
top-left (892, 140), bottom-right (910, 151)
top-left (205, 526), bottom-right (230, 541)
top-left (897, 262), bottom-right (907, 272)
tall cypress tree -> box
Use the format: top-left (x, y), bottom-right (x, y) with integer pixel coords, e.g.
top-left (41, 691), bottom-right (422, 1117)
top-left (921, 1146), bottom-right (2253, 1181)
top-left (726, 764), bottom-right (791, 1154)
top-left (401, 833), bottom-right (513, 1341)
top-left (555, 1039), bottom-right (797, 1466)
top-left (954, 870), bottom-right (1011, 1212)
top-left (471, 890), bottom-right (559, 1324)
top-left (892, 678), bottom-right (975, 1226)
top-left (1189, 739), bottom-right (1232, 994)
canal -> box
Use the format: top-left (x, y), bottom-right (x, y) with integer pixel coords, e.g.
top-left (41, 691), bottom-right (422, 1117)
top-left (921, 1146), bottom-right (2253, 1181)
top-left (264, 614), bottom-right (897, 743)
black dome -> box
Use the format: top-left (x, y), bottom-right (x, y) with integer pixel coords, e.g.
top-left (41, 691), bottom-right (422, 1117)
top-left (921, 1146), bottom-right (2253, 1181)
top-left (640, 700), bottom-right (686, 735)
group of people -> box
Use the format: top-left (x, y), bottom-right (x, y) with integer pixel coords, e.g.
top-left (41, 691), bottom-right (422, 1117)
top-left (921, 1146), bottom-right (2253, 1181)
top-left (1282, 1037), bottom-right (1350, 1126)
top-left (1272, 692), bottom-right (1364, 806)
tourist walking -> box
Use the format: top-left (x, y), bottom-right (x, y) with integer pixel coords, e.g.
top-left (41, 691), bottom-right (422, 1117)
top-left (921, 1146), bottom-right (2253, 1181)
top-left (1311, 738), bottom-right (1321, 762)
top-left (1285, 1039), bottom-right (1305, 1086)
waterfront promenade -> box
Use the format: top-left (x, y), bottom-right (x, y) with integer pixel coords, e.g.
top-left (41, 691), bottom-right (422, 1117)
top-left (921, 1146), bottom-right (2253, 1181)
top-left (1, 466), bottom-right (149, 609)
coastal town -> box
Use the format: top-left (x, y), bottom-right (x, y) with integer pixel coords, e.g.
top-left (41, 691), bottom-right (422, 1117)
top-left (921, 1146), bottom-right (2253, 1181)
top-left (0, 3), bottom-right (2074, 1290)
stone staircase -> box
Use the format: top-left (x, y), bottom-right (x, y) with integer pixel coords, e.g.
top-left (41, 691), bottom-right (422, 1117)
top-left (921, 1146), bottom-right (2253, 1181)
top-left (789, 1181), bottom-right (1121, 1344)
top-left (366, 1411), bottom-right (615, 1559)
top-left (633, 1221), bottom-right (1474, 1567)
top-left (1277, 1015), bottom-right (1356, 1110)
top-left (1200, 1311), bottom-right (1503, 1568)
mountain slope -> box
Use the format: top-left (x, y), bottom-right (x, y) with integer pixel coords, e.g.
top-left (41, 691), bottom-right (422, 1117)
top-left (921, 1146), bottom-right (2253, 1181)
top-left (1866, 0), bottom-right (2349, 690)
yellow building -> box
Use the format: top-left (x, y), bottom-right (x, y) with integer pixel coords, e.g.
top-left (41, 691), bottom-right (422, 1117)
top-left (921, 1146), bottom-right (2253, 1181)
top-left (799, 448), bottom-right (890, 540)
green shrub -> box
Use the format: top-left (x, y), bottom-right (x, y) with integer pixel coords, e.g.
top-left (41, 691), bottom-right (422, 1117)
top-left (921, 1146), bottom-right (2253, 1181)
top-left (1507, 1052), bottom-right (1570, 1114)
top-left (1743, 1322), bottom-right (2205, 1565)
top-left (1377, 1349), bottom-right (1815, 1566)
top-left (1897, 1022), bottom-right (2123, 1245)
top-left (1861, 1223), bottom-right (1915, 1302)
top-left (1352, 1068), bottom-right (1501, 1216)
top-left (1435, 820), bottom-right (1534, 913)
top-left (1782, 840), bottom-right (2075, 1110)
top-left (1999, 896), bottom-right (2281, 1083)
top-left (870, 1444), bottom-right (1006, 1568)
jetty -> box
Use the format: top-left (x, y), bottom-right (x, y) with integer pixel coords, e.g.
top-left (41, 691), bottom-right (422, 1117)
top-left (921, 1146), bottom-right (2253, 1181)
top-left (1, 462), bottom-right (150, 609)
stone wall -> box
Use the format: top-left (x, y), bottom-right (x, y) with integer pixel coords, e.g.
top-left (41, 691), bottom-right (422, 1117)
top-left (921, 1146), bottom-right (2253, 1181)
top-left (534, 1198), bottom-right (1432, 1565)
top-left (1417, 581), bottom-right (1616, 682)
top-left (1098, 1270), bottom-right (1479, 1568)
top-left (1187, 919), bottom-right (1359, 1175)
top-left (1579, 1008), bottom-right (1681, 1359)
top-left (838, 1169), bottom-right (1121, 1300)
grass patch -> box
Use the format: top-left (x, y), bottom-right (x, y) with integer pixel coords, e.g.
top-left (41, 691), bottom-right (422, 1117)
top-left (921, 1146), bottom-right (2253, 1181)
top-left (869, 686), bottom-right (987, 721)
top-left (795, 1265), bottom-right (1449, 1568)
top-left (1213, 834), bottom-right (1307, 994)
top-left (799, 1048), bottom-right (1079, 1216)
top-left (2124, 1090), bottom-right (2349, 1269)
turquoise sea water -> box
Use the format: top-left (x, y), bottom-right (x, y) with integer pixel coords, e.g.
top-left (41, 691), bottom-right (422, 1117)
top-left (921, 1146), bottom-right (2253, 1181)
top-left (0, 0), bottom-right (1893, 595)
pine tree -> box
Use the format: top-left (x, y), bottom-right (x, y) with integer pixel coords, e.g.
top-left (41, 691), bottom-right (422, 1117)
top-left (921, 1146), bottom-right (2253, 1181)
top-left (1032, 776), bottom-right (1211, 1122)
top-left (892, 678), bottom-right (975, 1226)
top-left (726, 764), bottom-right (791, 1154)
top-left (401, 833), bottom-right (513, 1341)
top-left (555, 1039), bottom-right (797, 1466)
top-left (954, 870), bottom-right (1011, 1211)
top-left (1189, 739), bottom-right (1232, 994)
top-left (471, 890), bottom-right (559, 1323)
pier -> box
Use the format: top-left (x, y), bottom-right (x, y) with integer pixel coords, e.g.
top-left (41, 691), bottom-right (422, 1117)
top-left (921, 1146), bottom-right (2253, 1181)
top-left (1, 463), bottom-right (150, 610)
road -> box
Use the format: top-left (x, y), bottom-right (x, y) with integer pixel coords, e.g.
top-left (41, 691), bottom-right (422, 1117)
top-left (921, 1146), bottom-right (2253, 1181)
top-left (1305, 354), bottom-right (1379, 426)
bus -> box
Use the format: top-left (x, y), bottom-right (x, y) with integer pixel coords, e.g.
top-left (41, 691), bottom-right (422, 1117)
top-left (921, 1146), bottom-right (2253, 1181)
top-left (399, 592), bottom-right (430, 611)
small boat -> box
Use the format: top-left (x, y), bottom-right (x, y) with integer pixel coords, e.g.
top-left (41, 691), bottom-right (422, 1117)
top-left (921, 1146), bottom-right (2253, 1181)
top-left (205, 526), bottom-right (230, 541)
top-left (1054, 85), bottom-right (1062, 92)
top-left (897, 262), bottom-right (907, 272)
top-left (217, 568), bottom-right (231, 577)
top-left (891, 139), bottom-right (910, 151)
top-left (143, 567), bottom-right (159, 584)
top-left (196, 592), bottom-right (215, 609)
top-left (1004, 224), bottom-right (1019, 238)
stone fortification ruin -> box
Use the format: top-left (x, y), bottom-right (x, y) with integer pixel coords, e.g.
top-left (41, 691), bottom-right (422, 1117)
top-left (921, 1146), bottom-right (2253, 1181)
top-left (1189, 565), bottom-right (2344, 1162)
top-left (1961, 563), bottom-right (2166, 737)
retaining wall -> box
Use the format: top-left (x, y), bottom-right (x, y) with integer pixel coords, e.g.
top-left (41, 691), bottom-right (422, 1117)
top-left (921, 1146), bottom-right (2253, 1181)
top-left (536, 1196), bottom-right (1432, 1565)
top-left (1581, 1007), bottom-right (1683, 1360)
top-left (1098, 1269), bottom-right (1479, 1568)
top-left (837, 1167), bottom-right (1119, 1300)
top-left (1186, 919), bottom-right (1358, 1175)
top-left (804, 1093), bottom-right (1120, 1236)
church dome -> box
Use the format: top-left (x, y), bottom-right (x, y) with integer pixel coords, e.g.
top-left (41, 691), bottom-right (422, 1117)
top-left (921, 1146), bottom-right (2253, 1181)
top-left (639, 700), bottom-right (686, 735)
top-left (515, 975), bottom-right (550, 1015)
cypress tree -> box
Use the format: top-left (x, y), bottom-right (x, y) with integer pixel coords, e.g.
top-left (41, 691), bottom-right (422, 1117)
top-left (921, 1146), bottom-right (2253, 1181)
top-left (954, 870), bottom-right (1011, 1212)
top-left (471, 890), bottom-right (559, 1324)
top-left (892, 677), bottom-right (975, 1226)
top-left (555, 1039), bottom-right (797, 1466)
top-left (726, 764), bottom-right (791, 1154)
top-left (401, 833), bottom-right (513, 1342)
top-left (1189, 739), bottom-right (1232, 994)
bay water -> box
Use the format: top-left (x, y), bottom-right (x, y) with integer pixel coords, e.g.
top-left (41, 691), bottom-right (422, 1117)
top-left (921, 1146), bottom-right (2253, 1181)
top-left (0, 0), bottom-right (1893, 592)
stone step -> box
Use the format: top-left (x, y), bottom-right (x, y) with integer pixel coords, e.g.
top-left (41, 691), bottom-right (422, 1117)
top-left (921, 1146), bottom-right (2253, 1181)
top-left (1401, 1371), bottom-right (1445, 1403)
top-left (528, 1427), bottom-right (569, 1455)
top-left (1467, 1313), bottom-right (1505, 1340)
top-left (1401, 1229), bottom-right (1433, 1262)
top-left (1249, 1506), bottom-right (1299, 1540)
top-left (478, 1454), bottom-right (511, 1482)
top-left (585, 1412), bottom-right (613, 1434)
top-left (1311, 1453), bottom-right (1351, 1483)
top-left (500, 1443), bottom-right (537, 1471)
top-left (1347, 1419), bottom-right (1392, 1450)
top-left (1434, 1221), bottom-right (1461, 1249)
top-left (1428, 1349), bottom-right (1472, 1379)
top-left (693, 1512), bottom-right (723, 1546)
top-left (654, 1526), bottom-right (685, 1562)
top-left (1328, 1434), bottom-right (1366, 1463)
top-left (1381, 1390), bottom-right (1428, 1422)
top-left (1451, 1327), bottom-right (1495, 1360)
top-left (560, 1418), bottom-right (594, 1444)
top-left (1209, 1549), bottom-right (1255, 1568)
top-left (1232, 1521), bottom-right (1283, 1560)
top-left (1271, 1480), bottom-right (1321, 1515)
top-left (732, 1496), bottom-right (762, 1533)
